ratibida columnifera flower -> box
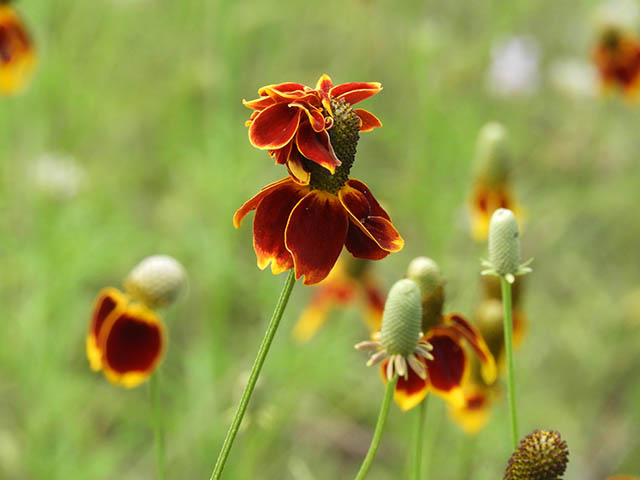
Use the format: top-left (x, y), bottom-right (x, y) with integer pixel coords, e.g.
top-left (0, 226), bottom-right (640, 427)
top-left (504, 429), bottom-right (569, 480)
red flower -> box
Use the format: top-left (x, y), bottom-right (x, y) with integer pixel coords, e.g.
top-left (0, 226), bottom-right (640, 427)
top-left (234, 177), bottom-right (403, 286)
top-left (87, 288), bottom-right (165, 388)
top-left (382, 314), bottom-right (497, 411)
top-left (0, 4), bottom-right (37, 95)
top-left (592, 27), bottom-right (640, 99)
top-left (244, 74), bottom-right (382, 184)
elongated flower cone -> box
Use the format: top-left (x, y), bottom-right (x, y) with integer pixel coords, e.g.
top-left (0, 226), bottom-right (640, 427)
top-left (504, 430), bottom-right (569, 480)
top-left (380, 279), bottom-right (422, 357)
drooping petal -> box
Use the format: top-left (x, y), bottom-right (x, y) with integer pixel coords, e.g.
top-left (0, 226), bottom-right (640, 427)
top-left (98, 303), bottom-right (165, 388)
top-left (344, 223), bottom-right (390, 261)
top-left (285, 191), bottom-right (349, 285)
top-left (345, 179), bottom-right (390, 220)
top-left (242, 95), bottom-right (277, 111)
top-left (290, 102), bottom-right (325, 132)
top-left (329, 82), bottom-right (382, 104)
top-left (87, 288), bottom-right (128, 371)
top-left (253, 181), bottom-right (309, 274)
top-left (233, 178), bottom-right (292, 228)
top-left (285, 146), bottom-right (311, 185)
top-left (295, 122), bottom-right (341, 173)
top-left (424, 332), bottom-right (468, 407)
top-left (272, 141), bottom-right (292, 165)
top-left (445, 314), bottom-right (497, 385)
top-left (381, 360), bottom-right (429, 411)
top-left (448, 385), bottom-right (493, 435)
top-left (248, 103), bottom-right (302, 150)
top-left (354, 108), bottom-right (383, 132)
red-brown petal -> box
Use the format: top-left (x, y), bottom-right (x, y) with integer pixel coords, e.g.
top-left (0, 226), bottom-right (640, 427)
top-left (254, 181), bottom-right (308, 274)
top-left (315, 74), bottom-right (334, 94)
top-left (291, 102), bottom-right (325, 132)
top-left (286, 147), bottom-right (311, 185)
top-left (242, 95), bottom-right (277, 111)
top-left (233, 178), bottom-right (292, 228)
top-left (248, 103), bottom-right (302, 150)
top-left (344, 223), bottom-right (390, 261)
top-left (99, 304), bottom-right (165, 388)
top-left (87, 287), bottom-right (129, 371)
top-left (380, 360), bottom-right (429, 411)
top-left (329, 82), bottom-right (382, 99)
top-left (354, 108), bottom-right (382, 132)
top-left (272, 141), bottom-right (293, 165)
top-left (445, 313), bottom-right (497, 384)
top-left (295, 122), bottom-right (341, 173)
top-left (285, 191), bottom-right (348, 285)
top-left (258, 82), bottom-right (306, 96)
top-left (425, 333), bottom-right (467, 394)
top-left (345, 179), bottom-right (390, 220)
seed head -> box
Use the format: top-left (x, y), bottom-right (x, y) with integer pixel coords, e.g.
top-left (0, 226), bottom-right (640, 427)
top-left (124, 255), bottom-right (187, 308)
top-left (504, 429), bottom-right (569, 480)
top-left (488, 208), bottom-right (521, 274)
top-left (380, 279), bottom-right (422, 357)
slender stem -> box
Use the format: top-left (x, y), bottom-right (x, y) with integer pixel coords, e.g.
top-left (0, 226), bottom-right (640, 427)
top-left (411, 397), bottom-right (428, 480)
top-left (354, 376), bottom-right (398, 480)
top-left (210, 270), bottom-right (296, 480)
top-left (150, 374), bottom-right (165, 480)
top-left (500, 277), bottom-right (519, 449)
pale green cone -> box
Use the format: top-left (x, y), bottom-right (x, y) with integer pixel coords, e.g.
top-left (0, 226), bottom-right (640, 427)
top-left (380, 279), bottom-right (422, 357)
top-left (124, 255), bottom-right (187, 308)
top-left (488, 208), bottom-right (521, 277)
top-left (406, 256), bottom-right (445, 331)
top-left (473, 122), bottom-right (509, 187)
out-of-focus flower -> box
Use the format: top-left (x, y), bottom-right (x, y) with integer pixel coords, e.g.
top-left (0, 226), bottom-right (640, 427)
top-left (549, 59), bottom-right (598, 99)
top-left (244, 74), bottom-right (382, 184)
top-left (469, 123), bottom-right (522, 242)
top-left (504, 430), bottom-right (569, 480)
top-left (592, 26), bottom-right (640, 99)
top-left (487, 36), bottom-right (540, 97)
top-left (87, 288), bottom-right (165, 388)
top-left (87, 255), bottom-right (185, 388)
top-left (292, 256), bottom-right (385, 342)
top-left (448, 383), bottom-right (497, 435)
top-left (0, 3), bottom-right (36, 95)
top-left (29, 153), bottom-right (86, 200)
top-left (235, 94), bottom-right (403, 285)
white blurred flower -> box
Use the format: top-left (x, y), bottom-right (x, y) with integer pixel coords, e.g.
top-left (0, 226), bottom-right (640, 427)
top-left (29, 153), bottom-right (85, 200)
top-left (595, 0), bottom-right (639, 31)
top-left (487, 35), bottom-right (540, 97)
top-left (549, 58), bottom-right (599, 99)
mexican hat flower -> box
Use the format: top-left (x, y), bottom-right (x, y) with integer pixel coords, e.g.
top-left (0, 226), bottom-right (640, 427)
top-left (0, 3), bottom-right (36, 95)
top-left (244, 74), bottom-right (382, 185)
top-left (448, 382), bottom-right (498, 435)
top-left (87, 255), bottom-right (186, 388)
top-left (235, 91), bottom-right (403, 286)
top-left (292, 256), bottom-right (385, 342)
top-left (468, 123), bottom-right (522, 242)
top-left (592, 26), bottom-right (640, 99)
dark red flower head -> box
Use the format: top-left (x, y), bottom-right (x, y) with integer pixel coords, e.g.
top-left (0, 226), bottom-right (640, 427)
top-left (0, 4), bottom-right (37, 95)
top-left (244, 74), bottom-right (382, 184)
top-left (593, 26), bottom-right (640, 98)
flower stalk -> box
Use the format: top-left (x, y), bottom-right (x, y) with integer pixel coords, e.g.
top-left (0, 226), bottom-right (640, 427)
top-left (411, 397), bottom-right (428, 480)
top-left (210, 270), bottom-right (296, 479)
top-left (354, 376), bottom-right (398, 480)
top-left (150, 374), bottom-right (165, 480)
top-left (501, 277), bottom-right (519, 449)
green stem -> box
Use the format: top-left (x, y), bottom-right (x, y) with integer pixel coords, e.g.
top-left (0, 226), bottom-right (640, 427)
top-left (500, 277), bottom-right (519, 449)
top-left (150, 374), bottom-right (165, 480)
top-left (355, 376), bottom-right (398, 480)
top-left (210, 270), bottom-right (296, 479)
top-left (411, 397), bottom-right (428, 480)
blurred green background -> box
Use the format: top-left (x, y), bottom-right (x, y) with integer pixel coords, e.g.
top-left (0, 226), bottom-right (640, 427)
top-left (1, 0), bottom-right (640, 478)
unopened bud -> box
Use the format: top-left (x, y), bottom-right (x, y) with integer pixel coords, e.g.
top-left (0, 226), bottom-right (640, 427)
top-left (488, 209), bottom-right (521, 277)
top-left (504, 429), bottom-right (569, 480)
top-left (407, 257), bottom-right (445, 331)
top-left (473, 122), bottom-right (509, 187)
top-left (124, 255), bottom-right (187, 308)
top-left (380, 279), bottom-right (422, 357)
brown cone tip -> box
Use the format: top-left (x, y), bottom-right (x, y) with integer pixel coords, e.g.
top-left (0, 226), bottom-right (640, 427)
top-left (504, 430), bottom-right (569, 480)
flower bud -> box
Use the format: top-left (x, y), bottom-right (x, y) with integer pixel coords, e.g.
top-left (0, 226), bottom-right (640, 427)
top-left (473, 122), bottom-right (509, 187)
top-left (380, 279), bottom-right (422, 357)
top-left (488, 208), bottom-right (521, 277)
top-left (124, 255), bottom-right (187, 308)
top-left (504, 429), bottom-right (569, 480)
top-left (407, 256), bottom-right (445, 331)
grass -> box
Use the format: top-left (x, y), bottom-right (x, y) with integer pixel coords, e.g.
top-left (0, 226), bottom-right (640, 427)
top-left (1, 0), bottom-right (640, 478)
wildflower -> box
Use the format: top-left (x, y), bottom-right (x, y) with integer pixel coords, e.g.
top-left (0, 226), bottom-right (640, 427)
top-left (87, 255), bottom-right (186, 388)
top-left (504, 429), bottom-right (569, 480)
top-left (235, 93), bottom-right (403, 285)
top-left (0, 3), bottom-right (36, 95)
top-left (468, 123), bottom-right (522, 242)
top-left (292, 256), bottom-right (385, 342)
top-left (448, 383), bottom-right (496, 435)
top-left (244, 74), bottom-right (382, 184)
top-left (592, 25), bottom-right (640, 99)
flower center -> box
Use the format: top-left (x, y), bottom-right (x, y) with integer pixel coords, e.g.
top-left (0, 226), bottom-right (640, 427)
top-left (304, 97), bottom-right (361, 194)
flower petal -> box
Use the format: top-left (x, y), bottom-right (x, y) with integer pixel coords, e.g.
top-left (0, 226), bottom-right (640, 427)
top-left (248, 103), bottom-right (302, 150)
top-left (87, 288), bottom-right (128, 371)
top-left (233, 178), bottom-right (292, 228)
top-left (354, 108), bottom-right (382, 132)
top-left (253, 181), bottom-right (308, 274)
top-left (285, 191), bottom-right (348, 285)
top-left (98, 303), bottom-right (165, 388)
top-left (291, 102), bottom-right (325, 132)
top-left (363, 277), bottom-right (385, 332)
top-left (258, 82), bottom-right (306, 96)
top-left (445, 314), bottom-right (497, 385)
top-left (295, 122), bottom-right (341, 173)
top-left (285, 147), bottom-right (311, 185)
top-left (448, 386), bottom-right (492, 435)
top-left (315, 74), bottom-right (334, 94)
top-left (345, 179), bottom-right (390, 220)
top-left (344, 223), bottom-right (390, 261)
top-left (243, 95), bottom-right (277, 111)
top-left (329, 82), bottom-right (382, 102)
top-left (424, 332), bottom-right (468, 407)
top-left (381, 360), bottom-right (429, 411)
